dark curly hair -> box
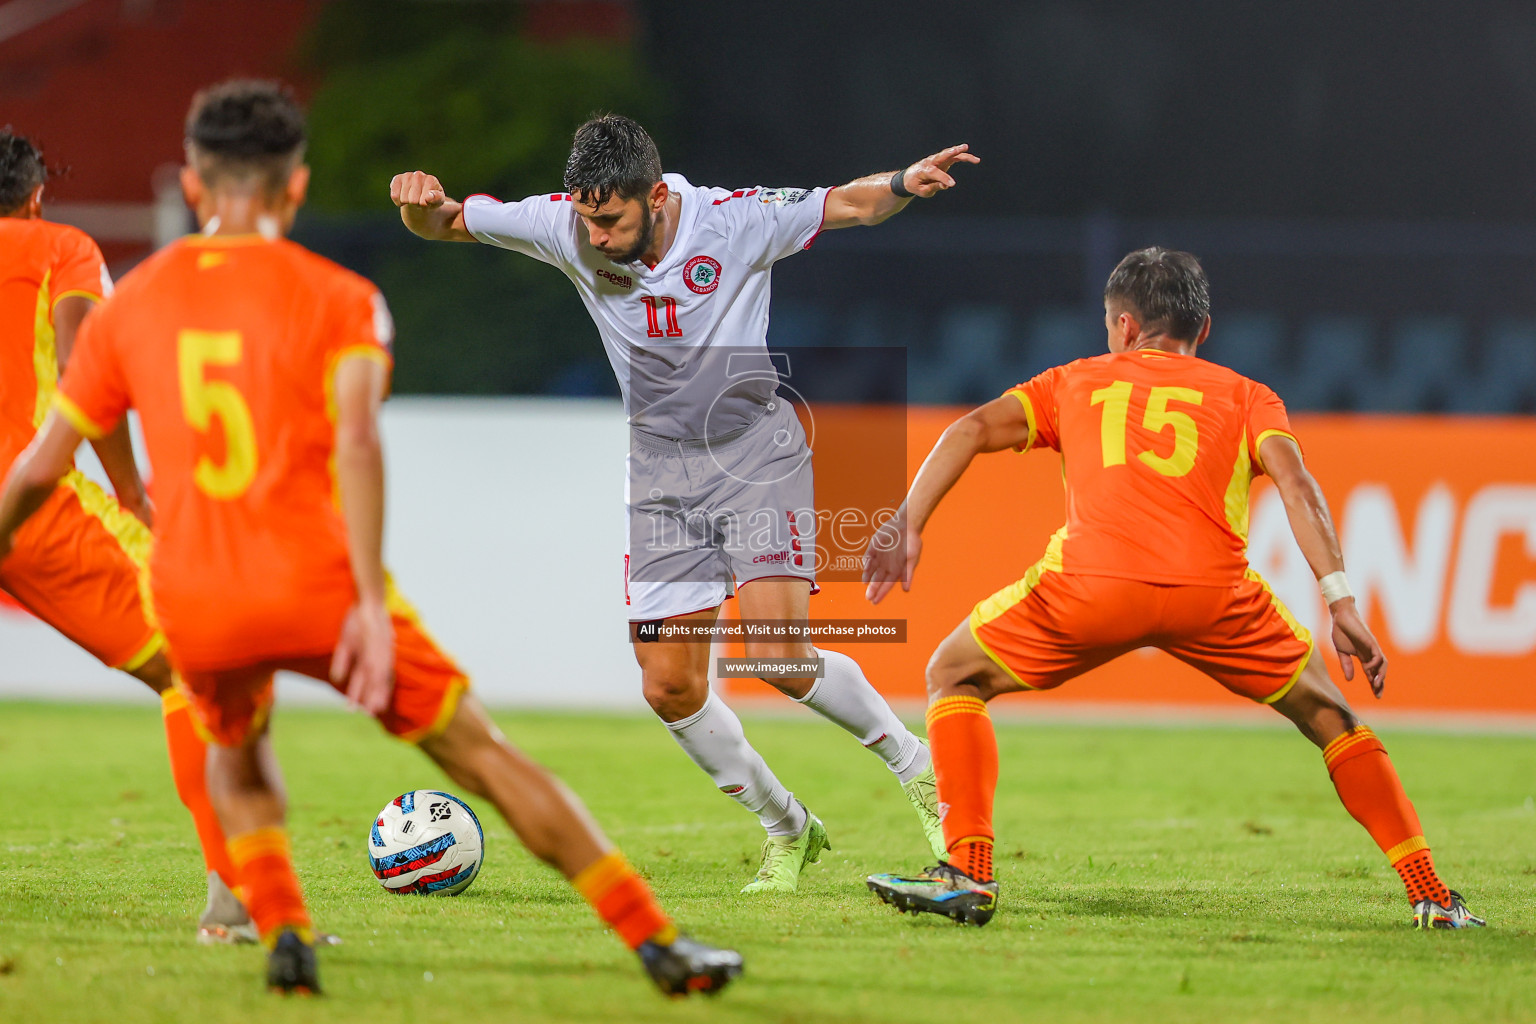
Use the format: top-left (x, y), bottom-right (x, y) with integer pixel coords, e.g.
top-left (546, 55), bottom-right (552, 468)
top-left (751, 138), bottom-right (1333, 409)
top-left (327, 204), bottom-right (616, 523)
top-left (185, 79), bottom-right (306, 193)
top-left (563, 113), bottom-right (662, 207)
top-left (0, 128), bottom-right (48, 214)
top-left (1103, 247), bottom-right (1211, 342)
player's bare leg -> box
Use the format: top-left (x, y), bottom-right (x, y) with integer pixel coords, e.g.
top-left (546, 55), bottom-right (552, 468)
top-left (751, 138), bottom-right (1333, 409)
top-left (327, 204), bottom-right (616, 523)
top-left (737, 576), bottom-right (940, 858)
top-left (418, 693), bottom-right (609, 876)
top-left (1271, 651), bottom-right (1484, 928)
top-left (127, 651), bottom-right (252, 944)
top-left (632, 606), bottom-right (720, 722)
top-left (418, 693), bottom-right (741, 994)
top-left (867, 619), bottom-right (1015, 924)
top-left (632, 605), bottom-right (817, 892)
top-left (204, 718), bottom-right (319, 994)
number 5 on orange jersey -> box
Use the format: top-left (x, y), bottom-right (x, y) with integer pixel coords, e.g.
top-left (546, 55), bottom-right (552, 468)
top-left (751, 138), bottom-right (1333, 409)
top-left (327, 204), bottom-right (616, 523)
top-left (178, 329), bottom-right (257, 500)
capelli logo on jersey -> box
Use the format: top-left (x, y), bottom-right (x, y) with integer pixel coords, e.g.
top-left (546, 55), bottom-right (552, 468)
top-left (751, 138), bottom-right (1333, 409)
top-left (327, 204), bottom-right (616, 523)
top-left (596, 268), bottom-right (633, 290)
top-left (684, 255), bottom-right (722, 294)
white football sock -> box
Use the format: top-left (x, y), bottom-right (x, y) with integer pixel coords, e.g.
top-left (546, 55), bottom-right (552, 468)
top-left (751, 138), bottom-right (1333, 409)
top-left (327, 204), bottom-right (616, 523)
top-left (798, 647), bottom-right (930, 784)
top-left (664, 689), bottom-right (807, 837)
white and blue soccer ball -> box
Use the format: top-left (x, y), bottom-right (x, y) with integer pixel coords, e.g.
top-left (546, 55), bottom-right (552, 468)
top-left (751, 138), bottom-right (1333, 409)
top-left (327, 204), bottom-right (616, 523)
top-left (368, 790), bottom-right (484, 896)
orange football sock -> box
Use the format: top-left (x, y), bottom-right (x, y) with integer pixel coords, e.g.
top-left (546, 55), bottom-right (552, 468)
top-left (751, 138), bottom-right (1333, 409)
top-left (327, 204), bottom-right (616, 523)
top-left (1323, 725), bottom-right (1450, 906)
top-left (572, 850), bottom-right (675, 950)
top-left (161, 689), bottom-right (239, 890)
top-left (926, 695), bottom-right (997, 883)
top-left (226, 827), bottom-right (313, 948)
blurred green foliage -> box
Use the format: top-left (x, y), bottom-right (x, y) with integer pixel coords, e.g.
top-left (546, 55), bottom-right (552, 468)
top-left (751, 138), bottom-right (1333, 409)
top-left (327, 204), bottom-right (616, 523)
top-left (293, 1), bottom-right (666, 394)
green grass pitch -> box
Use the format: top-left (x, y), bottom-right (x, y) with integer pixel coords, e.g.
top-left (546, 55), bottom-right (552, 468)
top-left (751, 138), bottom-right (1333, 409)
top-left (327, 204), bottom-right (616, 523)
top-left (1, 701), bottom-right (1533, 1024)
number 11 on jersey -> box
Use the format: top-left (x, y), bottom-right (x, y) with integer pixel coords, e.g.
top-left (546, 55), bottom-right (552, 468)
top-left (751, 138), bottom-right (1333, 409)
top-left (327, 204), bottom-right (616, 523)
top-left (642, 296), bottom-right (683, 338)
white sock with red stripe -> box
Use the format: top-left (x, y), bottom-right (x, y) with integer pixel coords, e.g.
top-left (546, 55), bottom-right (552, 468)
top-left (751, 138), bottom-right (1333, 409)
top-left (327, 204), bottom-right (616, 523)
top-left (798, 647), bottom-right (929, 784)
top-left (665, 688), bottom-right (807, 837)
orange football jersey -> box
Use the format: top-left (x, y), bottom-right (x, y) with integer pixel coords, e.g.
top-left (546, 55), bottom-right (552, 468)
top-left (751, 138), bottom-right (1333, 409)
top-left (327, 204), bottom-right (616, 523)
top-left (0, 218), bottom-right (111, 465)
top-left (56, 233), bottom-right (393, 671)
top-left (1007, 349), bottom-right (1296, 586)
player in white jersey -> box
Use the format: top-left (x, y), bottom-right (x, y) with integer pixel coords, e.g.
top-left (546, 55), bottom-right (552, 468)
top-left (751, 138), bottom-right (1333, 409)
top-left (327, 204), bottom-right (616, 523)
top-left (391, 115), bottom-right (978, 892)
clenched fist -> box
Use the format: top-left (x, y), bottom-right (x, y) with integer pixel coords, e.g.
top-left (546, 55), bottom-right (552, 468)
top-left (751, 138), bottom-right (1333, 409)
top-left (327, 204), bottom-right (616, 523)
top-left (390, 170), bottom-right (448, 208)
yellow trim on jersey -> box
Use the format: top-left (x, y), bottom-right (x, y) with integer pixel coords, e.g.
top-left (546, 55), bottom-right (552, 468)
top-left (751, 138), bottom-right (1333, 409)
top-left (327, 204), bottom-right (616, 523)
top-left (168, 680), bottom-right (219, 744)
top-left (1005, 388), bottom-right (1038, 453)
top-left (1258, 640), bottom-right (1313, 705)
top-left (59, 469), bottom-right (152, 567)
top-left (970, 529), bottom-right (1066, 629)
top-left (247, 695), bottom-right (275, 741)
top-left (323, 346), bottom-right (394, 509)
top-left (335, 344), bottom-right (393, 370)
top-left (1223, 428), bottom-right (1254, 540)
top-left (58, 468), bottom-right (159, 633)
top-left (385, 577), bottom-right (462, 671)
top-left (1242, 566), bottom-right (1314, 705)
top-left (117, 632), bottom-right (167, 673)
top-left (964, 531), bottom-right (1068, 692)
top-left (51, 392), bottom-right (109, 440)
top-left (1244, 567), bottom-right (1311, 646)
top-left (179, 233), bottom-right (275, 247)
top-left (382, 576), bottom-right (473, 745)
top-left (1251, 429), bottom-right (1298, 474)
top-left (425, 676), bottom-right (469, 741)
top-left (52, 288), bottom-right (103, 308)
top-left (1041, 527), bottom-right (1066, 572)
top-left (968, 618), bottom-right (1037, 692)
top-left (32, 269), bottom-right (58, 428)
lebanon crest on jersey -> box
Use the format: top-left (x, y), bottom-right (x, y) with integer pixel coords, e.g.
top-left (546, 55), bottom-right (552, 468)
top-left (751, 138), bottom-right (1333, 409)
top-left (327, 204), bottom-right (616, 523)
top-left (684, 255), bottom-right (722, 294)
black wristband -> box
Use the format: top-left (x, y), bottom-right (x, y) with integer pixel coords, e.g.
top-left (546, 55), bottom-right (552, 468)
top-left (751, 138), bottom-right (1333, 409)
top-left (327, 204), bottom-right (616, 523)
top-left (889, 168), bottom-right (914, 198)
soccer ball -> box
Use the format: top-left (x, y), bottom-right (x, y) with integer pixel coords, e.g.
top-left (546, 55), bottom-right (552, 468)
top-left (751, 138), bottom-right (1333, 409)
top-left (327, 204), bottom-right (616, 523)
top-left (368, 790), bottom-right (484, 896)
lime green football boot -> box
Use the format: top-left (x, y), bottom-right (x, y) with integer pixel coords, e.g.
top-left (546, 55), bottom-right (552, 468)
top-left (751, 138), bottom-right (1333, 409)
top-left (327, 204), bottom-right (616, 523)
top-left (740, 812), bottom-right (831, 894)
top-left (902, 763), bottom-right (947, 861)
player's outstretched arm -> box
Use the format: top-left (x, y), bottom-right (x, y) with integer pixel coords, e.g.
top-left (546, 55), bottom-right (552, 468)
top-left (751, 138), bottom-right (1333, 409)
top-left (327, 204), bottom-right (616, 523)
top-left (390, 171), bottom-right (476, 242)
top-left (863, 393), bottom-right (1032, 604)
top-left (331, 355), bottom-right (396, 715)
top-left (1259, 434), bottom-right (1388, 697)
top-left (0, 412), bottom-right (85, 562)
top-left (52, 295), bottom-right (152, 527)
top-left (822, 143), bottom-right (979, 230)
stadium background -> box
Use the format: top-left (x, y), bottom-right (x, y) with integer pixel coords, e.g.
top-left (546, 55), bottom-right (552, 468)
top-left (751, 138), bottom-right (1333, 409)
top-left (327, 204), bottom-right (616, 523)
top-left (2, 0), bottom-right (1533, 718)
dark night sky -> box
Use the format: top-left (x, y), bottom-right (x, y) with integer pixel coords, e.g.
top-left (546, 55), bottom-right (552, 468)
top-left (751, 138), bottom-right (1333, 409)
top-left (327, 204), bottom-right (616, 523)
top-left (640, 0), bottom-right (1536, 221)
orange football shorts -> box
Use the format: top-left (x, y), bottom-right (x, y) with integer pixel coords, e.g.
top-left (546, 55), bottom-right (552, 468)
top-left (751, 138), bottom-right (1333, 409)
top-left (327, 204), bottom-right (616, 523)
top-left (0, 470), bottom-right (163, 671)
top-left (969, 566), bottom-right (1314, 703)
top-left (175, 590), bottom-right (468, 747)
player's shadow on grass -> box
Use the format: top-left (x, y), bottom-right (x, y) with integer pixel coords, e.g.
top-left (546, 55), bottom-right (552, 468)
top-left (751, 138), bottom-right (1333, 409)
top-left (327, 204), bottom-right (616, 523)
top-left (344, 947), bottom-right (642, 983)
top-left (1034, 888), bottom-right (1191, 920)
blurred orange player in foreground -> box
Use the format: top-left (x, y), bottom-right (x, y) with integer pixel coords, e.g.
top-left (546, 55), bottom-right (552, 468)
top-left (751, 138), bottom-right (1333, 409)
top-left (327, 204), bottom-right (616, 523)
top-left (0, 82), bottom-right (741, 997)
top-left (863, 247), bottom-right (1485, 932)
top-left (0, 128), bottom-right (254, 943)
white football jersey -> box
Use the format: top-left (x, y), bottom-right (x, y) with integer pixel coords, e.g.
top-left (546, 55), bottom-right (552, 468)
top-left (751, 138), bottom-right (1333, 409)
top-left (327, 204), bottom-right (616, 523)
top-left (462, 173), bottom-right (829, 440)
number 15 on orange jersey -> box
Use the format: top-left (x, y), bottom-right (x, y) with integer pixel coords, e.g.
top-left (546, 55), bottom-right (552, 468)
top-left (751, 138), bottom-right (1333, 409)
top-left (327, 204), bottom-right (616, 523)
top-left (1090, 381), bottom-right (1204, 477)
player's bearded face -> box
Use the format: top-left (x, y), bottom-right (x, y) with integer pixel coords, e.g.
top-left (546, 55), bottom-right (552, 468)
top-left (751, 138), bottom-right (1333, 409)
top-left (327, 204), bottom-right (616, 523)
top-left (608, 200), bottom-right (655, 264)
top-left (576, 194), bottom-right (657, 265)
